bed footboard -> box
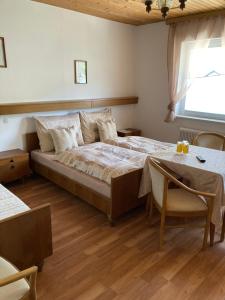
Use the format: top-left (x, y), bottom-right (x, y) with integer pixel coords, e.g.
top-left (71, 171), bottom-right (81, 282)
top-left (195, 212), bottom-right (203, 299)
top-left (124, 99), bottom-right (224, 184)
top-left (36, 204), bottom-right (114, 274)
top-left (110, 168), bottom-right (146, 221)
top-left (0, 204), bottom-right (52, 271)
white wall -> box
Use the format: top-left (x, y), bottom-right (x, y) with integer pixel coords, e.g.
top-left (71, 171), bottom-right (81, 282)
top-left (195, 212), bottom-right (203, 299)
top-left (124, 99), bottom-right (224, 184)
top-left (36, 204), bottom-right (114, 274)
top-left (0, 0), bottom-right (136, 151)
top-left (134, 23), bottom-right (225, 143)
top-left (1, 1), bottom-right (224, 151)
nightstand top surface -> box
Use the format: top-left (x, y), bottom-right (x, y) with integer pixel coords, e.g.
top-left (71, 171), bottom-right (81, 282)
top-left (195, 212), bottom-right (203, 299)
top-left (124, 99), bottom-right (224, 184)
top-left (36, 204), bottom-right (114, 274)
top-left (0, 149), bottom-right (28, 159)
top-left (118, 128), bottom-right (140, 132)
top-left (117, 128), bottom-right (141, 137)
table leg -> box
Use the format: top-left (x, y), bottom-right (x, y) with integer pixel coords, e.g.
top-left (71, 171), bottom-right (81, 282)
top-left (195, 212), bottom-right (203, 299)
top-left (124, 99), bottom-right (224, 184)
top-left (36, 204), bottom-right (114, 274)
top-left (145, 194), bottom-right (151, 216)
top-left (210, 222), bottom-right (215, 247)
top-left (220, 211), bottom-right (225, 242)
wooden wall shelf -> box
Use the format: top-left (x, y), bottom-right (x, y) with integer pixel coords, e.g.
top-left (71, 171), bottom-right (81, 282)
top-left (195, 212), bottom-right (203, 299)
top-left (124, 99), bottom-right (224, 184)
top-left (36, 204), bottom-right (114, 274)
top-left (0, 97), bottom-right (138, 115)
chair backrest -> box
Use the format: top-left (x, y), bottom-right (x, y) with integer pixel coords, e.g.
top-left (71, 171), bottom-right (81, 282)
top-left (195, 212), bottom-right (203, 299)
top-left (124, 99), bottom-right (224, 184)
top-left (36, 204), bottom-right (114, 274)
top-left (193, 132), bottom-right (225, 151)
top-left (0, 257), bottom-right (37, 300)
top-left (149, 159), bottom-right (167, 208)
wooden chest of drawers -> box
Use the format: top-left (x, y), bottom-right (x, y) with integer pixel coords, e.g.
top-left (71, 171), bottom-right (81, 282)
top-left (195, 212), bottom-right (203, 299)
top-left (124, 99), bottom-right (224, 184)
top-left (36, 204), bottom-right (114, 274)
top-left (0, 149), bottom-right (31, 183)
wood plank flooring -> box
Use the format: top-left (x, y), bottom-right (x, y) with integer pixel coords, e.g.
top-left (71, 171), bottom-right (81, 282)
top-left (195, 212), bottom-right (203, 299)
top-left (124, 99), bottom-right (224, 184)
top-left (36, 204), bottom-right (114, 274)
top-left (8, 176), bottom-right (225, 300)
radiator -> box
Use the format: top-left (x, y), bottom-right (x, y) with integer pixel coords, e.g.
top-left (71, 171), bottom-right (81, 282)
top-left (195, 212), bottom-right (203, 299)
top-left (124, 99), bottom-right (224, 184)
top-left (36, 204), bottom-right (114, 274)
top-left (179, 127), bottom-right (201, 144)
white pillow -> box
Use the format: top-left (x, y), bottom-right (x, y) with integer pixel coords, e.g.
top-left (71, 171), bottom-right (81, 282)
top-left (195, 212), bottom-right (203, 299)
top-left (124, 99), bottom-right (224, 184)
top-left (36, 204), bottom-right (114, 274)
top-left (35, 113), bottom-right (84, 152)
top-left (50, 127), bottom-right (78, 154)
top-left (80, 108), bottom-right (112, 144)
top-left (96, 119), bottom-right (118, 142)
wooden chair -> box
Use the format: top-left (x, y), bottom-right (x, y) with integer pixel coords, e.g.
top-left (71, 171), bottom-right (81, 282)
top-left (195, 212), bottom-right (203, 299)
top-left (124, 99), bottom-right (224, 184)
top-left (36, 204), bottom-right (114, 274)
top-left (0, 257), bottom-right (37, 300)
top-left (193, 131), bottom-right (225, 245)
top-left (193, 132), bottom-right (225, 151)
top-left (147, 158), bottom-right (215, 250)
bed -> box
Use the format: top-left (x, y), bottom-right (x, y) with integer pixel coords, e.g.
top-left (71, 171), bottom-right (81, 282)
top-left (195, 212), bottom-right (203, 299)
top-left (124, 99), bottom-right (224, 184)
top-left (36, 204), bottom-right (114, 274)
top-left (26, 132), bottom-right (148, 224)
top-left (0, 184), bottom-right (52, 271)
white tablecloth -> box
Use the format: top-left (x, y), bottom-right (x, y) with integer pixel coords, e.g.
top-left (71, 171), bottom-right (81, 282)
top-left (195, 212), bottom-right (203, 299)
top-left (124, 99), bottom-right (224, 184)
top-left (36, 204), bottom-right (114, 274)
top-left (140, 145), bottom-right (225, 228)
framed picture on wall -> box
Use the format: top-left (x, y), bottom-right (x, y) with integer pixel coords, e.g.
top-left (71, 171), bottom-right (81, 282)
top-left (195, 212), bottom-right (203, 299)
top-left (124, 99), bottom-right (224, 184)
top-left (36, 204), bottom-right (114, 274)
top-left (0, 37), bottom-right (7, 68)
top-left (74, 60), bottom-right (87, 84)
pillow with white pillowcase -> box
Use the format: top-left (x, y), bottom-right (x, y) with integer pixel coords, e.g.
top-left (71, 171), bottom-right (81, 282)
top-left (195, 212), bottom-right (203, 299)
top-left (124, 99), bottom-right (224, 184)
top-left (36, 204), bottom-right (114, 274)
top-left (35, 113), bottom-right (84, 152)
top-left (96, 118), bottom-right (118, 142)
top-left (50, 127), bottom-right (78, 154)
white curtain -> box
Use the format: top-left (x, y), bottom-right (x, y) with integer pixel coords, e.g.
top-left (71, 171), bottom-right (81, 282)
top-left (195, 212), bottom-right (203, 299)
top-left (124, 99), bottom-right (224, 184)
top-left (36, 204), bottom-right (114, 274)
top-left (165, 15), bottom-right (225, 122)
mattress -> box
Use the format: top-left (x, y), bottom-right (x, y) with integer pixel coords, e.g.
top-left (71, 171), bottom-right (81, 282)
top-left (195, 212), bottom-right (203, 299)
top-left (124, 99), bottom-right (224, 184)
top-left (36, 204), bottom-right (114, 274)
top-left (31, 150), bottom-right (111, 198)
top-left (0, 184), bottom-right (30, 221)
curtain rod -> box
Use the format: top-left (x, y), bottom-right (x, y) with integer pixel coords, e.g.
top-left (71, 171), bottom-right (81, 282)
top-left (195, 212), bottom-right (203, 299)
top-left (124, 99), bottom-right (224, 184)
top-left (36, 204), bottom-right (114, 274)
top-left (166, 9), bottom-right (225, 25)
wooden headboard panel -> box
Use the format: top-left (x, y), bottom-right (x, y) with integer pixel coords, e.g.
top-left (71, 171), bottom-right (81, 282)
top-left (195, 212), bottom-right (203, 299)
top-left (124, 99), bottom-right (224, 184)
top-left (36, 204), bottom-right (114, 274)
top-left (26, 132), bottom-right (40, 152)
top-left (0, 97), bottom-right (138, 115)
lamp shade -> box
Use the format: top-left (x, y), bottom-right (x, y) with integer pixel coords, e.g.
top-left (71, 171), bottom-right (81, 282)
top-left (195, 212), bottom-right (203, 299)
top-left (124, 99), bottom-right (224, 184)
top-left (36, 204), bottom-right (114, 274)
top-left (157, 0), bottom-right (173, 9)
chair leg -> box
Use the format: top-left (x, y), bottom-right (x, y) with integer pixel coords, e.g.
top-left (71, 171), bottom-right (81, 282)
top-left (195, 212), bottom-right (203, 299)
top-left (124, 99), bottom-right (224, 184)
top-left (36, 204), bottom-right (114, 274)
top-left (220, 211), bottom-right (225, 242)
top-left (159, 213), bottom-right (166, 250)
top-left (210, 222), bottom-right (215, 246)
top-left (202, 215), bottom-right (210, 250)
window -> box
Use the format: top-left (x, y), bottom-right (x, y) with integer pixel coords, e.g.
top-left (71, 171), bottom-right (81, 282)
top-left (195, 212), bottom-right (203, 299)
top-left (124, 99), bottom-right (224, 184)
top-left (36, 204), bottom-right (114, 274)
top-left (177, 38), bottom-right (225, 121)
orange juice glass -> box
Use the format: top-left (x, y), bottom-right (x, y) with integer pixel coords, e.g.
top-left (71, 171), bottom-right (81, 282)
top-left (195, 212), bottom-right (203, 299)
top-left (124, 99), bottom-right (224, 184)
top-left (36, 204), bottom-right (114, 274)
top-left (183, 141), bottom-right (189, 154)
top-left (176, 141), bottom-right (183, 153)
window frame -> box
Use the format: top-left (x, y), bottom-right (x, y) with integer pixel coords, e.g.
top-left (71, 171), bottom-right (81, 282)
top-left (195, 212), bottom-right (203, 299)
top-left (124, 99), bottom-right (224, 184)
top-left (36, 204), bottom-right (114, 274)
top-left (177, 38), bottom-right (225, 122)
top-left (177, 98), bottom-right (225, 122)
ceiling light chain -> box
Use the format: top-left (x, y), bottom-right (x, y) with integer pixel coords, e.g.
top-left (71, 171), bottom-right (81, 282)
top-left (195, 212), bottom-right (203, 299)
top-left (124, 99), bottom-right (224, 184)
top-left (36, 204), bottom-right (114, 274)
top-left (145, 0), bottom-right (188, 18)
top-left (145, 0), bottom-right (152, 13)
top-left (179, 0), bottom-right (187, 10)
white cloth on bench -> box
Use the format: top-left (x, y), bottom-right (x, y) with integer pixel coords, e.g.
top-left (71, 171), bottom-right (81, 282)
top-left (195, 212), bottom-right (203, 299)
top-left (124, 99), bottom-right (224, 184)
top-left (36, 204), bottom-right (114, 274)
top-left (0, 184), bottom-right (30, 221)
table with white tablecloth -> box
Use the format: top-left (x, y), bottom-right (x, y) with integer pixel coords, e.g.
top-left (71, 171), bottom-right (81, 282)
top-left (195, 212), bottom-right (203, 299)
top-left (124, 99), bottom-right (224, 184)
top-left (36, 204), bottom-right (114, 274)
top-left (140, 145), bottom-right (225, 229)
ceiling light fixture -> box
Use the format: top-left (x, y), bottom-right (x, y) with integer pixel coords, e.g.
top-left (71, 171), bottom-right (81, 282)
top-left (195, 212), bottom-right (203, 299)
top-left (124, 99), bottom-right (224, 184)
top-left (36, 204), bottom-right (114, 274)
top-left (145, 0), bottom-right (187, 18)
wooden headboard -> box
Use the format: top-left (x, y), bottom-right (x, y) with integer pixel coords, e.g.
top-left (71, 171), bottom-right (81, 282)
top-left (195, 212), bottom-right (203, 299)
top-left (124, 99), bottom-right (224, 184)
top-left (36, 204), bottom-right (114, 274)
top-left (26, 132), bottom-right (40, 152)
top-left (0, 97), bottom-right (138, 115)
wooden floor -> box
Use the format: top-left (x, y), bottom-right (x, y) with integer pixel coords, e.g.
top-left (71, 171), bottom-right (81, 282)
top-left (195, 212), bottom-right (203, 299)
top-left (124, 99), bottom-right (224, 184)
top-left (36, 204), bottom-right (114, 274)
top-left (8, 176), bottom-right (225, 300)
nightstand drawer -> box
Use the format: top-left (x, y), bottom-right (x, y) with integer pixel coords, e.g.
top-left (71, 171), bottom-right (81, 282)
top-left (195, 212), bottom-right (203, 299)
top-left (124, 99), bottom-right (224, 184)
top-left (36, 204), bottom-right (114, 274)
top-left (0, 154), bottom-right (29, 168)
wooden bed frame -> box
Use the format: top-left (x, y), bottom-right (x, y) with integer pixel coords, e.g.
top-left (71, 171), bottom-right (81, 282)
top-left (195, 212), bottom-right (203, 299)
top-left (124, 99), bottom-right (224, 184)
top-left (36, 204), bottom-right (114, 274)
top-left (0, 204), bottom-right (52, 271)
top-left (26, 132), bottom-right (146, 223)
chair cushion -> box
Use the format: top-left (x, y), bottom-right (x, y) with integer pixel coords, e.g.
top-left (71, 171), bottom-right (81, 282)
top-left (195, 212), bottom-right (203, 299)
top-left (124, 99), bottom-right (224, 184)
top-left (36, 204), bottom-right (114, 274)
top-left (167, 189), bottom-right (207, 212)
top-left (0, 257), bottom-right (30, 300)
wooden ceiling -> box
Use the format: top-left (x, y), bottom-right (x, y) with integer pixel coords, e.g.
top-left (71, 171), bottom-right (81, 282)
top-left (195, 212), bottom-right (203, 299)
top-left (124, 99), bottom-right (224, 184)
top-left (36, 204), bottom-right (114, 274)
top-left (33, 0), bottom-right (225, 25)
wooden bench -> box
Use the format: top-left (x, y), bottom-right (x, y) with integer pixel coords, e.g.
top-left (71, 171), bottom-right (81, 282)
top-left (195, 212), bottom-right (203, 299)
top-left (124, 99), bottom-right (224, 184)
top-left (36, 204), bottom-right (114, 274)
top-left (0, 184), bottom-right (52, 271)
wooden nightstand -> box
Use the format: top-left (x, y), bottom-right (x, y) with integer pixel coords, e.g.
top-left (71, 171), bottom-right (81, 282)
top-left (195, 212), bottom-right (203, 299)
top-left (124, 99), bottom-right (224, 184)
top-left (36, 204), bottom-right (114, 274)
top-left (117, 128), bottom-right (141, 137)
top-left (0, 149), bottom-right (31, 183)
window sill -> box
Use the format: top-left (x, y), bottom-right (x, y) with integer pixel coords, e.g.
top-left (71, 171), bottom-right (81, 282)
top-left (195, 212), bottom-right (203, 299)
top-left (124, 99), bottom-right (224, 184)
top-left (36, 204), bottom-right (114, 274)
top-left (176, 114), bottom-right (225, 125)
